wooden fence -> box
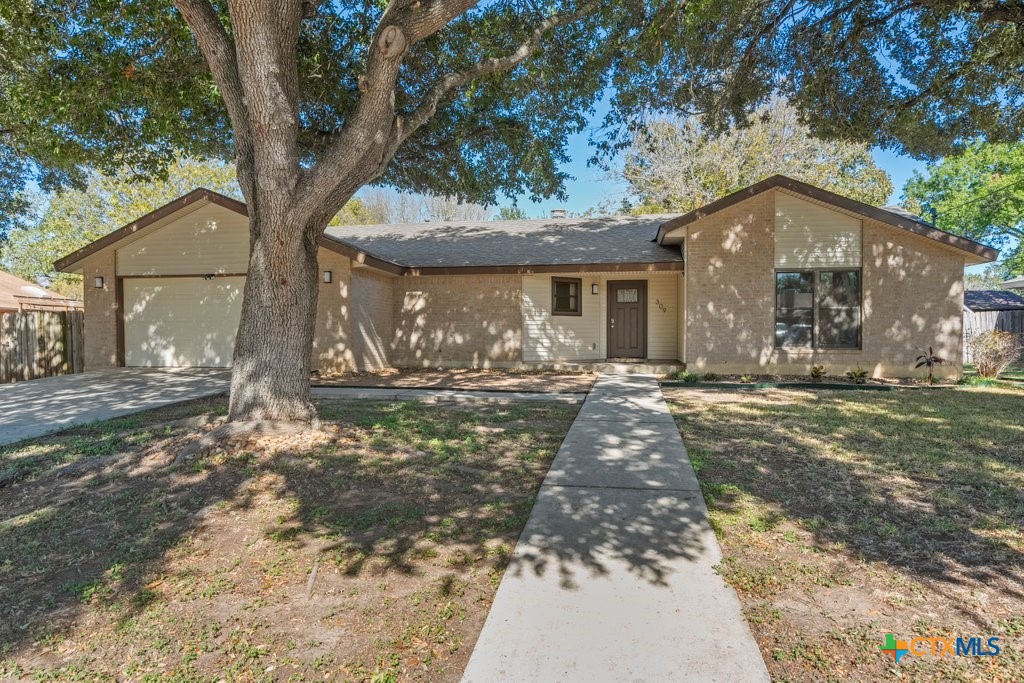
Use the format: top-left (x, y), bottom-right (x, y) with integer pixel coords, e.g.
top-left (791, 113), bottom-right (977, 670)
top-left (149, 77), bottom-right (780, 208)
top-left (963, 309), bottom-right (1024, 363)
top-left (0, 310), bottom-right (84, 383)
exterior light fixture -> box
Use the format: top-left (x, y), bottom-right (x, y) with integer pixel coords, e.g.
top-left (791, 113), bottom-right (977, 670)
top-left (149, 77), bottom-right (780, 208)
top-left (94, 276), bottom-right (104, 289)
top-left (323, 271), bottom-right (333, 284)
top-left (591, 283), bottom-right (599, 295)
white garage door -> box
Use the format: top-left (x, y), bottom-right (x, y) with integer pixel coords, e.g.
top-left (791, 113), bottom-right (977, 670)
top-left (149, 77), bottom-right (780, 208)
top-left (124, 276), bottom-right (245, 367)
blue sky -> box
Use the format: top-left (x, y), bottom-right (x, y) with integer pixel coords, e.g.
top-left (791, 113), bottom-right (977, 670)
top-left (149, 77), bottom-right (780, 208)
top-left (496, 131), bottom-right (928, 216)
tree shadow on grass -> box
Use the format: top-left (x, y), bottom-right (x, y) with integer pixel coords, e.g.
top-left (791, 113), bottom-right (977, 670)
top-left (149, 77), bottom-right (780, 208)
top-left (666, 386), bottom-right (1024, 624)
top-left (0, 397), bottom-right (578, 678)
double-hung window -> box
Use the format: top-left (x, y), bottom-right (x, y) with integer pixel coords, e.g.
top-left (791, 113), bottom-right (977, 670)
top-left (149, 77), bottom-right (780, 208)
top-left (775, 270), bottom-right (861, 349)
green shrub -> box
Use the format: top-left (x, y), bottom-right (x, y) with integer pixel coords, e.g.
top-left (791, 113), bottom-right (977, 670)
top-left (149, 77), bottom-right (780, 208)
top-left (678, 370), bottom-right (700, 384)
top-left (739, 374), bottom-right (755, 384)
top-left (701, 372), bottom-right (720, 382)
top-left (809, 365), bottom-right (827, 382)
top-left (845, 367), bottom-right (868, 384)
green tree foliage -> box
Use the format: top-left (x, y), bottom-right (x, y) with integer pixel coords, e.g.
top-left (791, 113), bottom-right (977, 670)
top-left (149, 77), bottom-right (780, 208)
top-left (903, 142), bottom-right (1024, 278)
top-left (496, 206), bottom-right (531, 221)
top-left (1, 1), bottom-right (1021, 229)
top-left (621, 100), bottom-right (893, 213)
top-left (964, 267), bottom-right (1009, 291)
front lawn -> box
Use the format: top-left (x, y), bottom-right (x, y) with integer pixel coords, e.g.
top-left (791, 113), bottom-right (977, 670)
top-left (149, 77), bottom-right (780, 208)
top-left (0, 397), bottom-right (577, 681)
top-left (664, 385), bottom-right (1024, 681)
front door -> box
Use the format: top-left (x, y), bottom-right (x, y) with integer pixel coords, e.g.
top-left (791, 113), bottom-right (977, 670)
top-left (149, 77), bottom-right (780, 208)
top-left (607, 280), bottom-right (647, 359)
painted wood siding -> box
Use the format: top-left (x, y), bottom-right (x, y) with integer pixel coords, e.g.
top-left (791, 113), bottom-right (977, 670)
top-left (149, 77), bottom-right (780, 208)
top-left (774, 191), bottom-right (862, 268)
top-left (522, 272), bottom-right (679, 361)
top-left (523, 273), bottom-right (603, 361)
top-left (117, 204), bottom-right (250, 276)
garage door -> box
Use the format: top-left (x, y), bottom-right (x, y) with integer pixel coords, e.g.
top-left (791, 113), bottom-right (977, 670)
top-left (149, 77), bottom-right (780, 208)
top-left (123, 276), bottom-right (245, 367)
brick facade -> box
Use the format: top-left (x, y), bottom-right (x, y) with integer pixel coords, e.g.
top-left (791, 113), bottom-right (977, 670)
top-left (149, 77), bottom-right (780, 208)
top-left (81, 251), bottom-right (119, 370)
top-left (684, 191), bottom-right (965, 378)
top-left (391, 275), bottom-right (523, 367)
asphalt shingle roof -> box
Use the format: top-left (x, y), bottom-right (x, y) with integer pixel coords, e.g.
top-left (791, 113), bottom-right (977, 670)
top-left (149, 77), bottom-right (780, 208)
top-left (323, 215), bottom-right (682, 269)
top-left (964, 289), bottom-right (1024, 311)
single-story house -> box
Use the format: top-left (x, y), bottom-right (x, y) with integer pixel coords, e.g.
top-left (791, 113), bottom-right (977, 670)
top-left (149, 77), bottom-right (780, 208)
top-left (54, 175), bottom-right (998, 379)
top-left (0, 269), bottom-right (82, 313)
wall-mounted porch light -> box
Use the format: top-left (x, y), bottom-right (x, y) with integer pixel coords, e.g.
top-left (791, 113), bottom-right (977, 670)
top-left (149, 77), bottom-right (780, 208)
top-left (93, 276), bottom-right (104, 289)
top-left (323, 270), bottom-right (333, 284)
top-left (591, 283), bottom-right (599, 295)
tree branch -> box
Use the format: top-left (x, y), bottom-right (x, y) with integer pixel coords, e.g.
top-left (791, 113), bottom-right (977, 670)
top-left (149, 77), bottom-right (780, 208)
top-left (294, 0), bottom-right (480, 225)
top-left (399, 7), bottom-right (591, 143)
top-left (173, 0), bottom-right (255, 195)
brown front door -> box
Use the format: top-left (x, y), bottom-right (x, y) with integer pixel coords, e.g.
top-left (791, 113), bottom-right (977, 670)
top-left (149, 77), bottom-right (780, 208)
top-left (607, 280), bottom-right (647, 359)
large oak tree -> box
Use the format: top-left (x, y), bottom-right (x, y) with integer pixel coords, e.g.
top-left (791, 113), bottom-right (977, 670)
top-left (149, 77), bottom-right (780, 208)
top-left (1, 0), bottom-right (1022, 422)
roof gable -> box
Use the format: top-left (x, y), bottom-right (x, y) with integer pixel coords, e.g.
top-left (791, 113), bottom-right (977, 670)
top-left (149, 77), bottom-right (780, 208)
top-left (54, 188), bottom-right (248, 273)
top-left (655, 175), bottom-right (999, 264)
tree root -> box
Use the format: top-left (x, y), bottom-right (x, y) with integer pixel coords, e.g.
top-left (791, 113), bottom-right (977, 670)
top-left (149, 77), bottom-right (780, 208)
top-left (173, 419), bottom-right (329, 466)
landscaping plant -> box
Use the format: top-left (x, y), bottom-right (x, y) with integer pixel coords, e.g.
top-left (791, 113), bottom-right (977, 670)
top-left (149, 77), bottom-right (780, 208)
top-left (702, 372), bottom-right (720, 382)
top-left (739, 374), bottom-right (755, 384)
top-left (968, 330), bottom-right (1022, 378)
top-left (809, 365), bottom-right (827, 382)
top-left (915, 346), bottom-right (946, 383)
top-left (845, 367), bottom-right (868, 384)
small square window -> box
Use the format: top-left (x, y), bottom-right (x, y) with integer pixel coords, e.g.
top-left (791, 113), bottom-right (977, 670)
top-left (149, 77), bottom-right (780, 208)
top-left (552, 277), bottom-right (582, 316)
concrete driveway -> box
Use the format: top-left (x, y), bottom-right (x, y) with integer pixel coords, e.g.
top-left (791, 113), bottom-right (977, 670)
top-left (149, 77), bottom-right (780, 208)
top-left (0, 368), bottom-right (230, 446)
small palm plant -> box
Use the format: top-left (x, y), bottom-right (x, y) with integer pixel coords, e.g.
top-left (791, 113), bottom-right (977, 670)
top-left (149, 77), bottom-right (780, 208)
top-left (915, 347), bottom-right (946, 384)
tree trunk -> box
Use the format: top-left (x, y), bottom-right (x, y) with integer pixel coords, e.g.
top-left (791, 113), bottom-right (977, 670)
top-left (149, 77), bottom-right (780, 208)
top-left (228, 206), bottom-right (321, 423)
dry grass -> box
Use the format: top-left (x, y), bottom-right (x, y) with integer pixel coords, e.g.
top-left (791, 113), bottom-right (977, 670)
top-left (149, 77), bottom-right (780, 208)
top-left (665, 384), bottom-right (1024, 682)
top-left (0, 397), bottom-right (577, 681)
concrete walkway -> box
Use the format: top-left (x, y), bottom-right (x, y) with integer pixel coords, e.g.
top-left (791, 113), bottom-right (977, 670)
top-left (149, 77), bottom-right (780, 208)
top-left (462, 374), bottom-right (769, 682)
top-left (0, 368), bottom-right (229, 446)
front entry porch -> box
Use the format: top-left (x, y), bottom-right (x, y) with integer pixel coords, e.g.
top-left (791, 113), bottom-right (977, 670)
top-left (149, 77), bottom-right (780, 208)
top-left (518, 359), bottom-right (686, 374)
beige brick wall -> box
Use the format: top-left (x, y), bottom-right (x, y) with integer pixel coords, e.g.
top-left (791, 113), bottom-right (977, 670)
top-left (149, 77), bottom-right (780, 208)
top-left (82, 251), bottom-right (119, 370)
top-left (684, 191), bottom-right (965, 378)
top-left (392, 275), bottom-right (523, 367)
top-left (311, 249), bottom-right (354, 373)
top-left (350, 268), bottom-right (394, 370)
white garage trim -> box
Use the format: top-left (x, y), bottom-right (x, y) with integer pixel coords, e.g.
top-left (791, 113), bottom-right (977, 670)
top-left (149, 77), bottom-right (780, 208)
top-left (123, 276), bottom-right (245, 368)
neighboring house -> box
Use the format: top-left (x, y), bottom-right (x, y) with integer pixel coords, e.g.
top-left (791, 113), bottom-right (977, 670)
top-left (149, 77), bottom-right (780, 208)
top-left (0, 270), bottom-right (82, 313)
top-left (963, 289), bottom-right (1024, 362)
top-left (54, 175), bottom-right (997, 378)
top-left (1000, 276), bottom-right (1024, 292)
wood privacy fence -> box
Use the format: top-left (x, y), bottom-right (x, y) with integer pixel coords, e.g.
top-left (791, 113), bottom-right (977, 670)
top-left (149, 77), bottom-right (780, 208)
top-left (963, 309), bottom-right (1024, 363)
top-left (0, 310), bottom-right (84, 383)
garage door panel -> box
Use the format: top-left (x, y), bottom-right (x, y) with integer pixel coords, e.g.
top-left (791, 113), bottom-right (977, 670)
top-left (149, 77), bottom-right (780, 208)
top-left (124, 277), bottom-right (244, 367)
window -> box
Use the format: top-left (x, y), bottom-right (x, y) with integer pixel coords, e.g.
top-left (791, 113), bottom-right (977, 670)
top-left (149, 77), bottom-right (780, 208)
top-left (775, 270), bottom-right (861, 349)
top-left (615, 288), bottom-right (639, 303)
top-left (552, 277), bottom-right (582, 316)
